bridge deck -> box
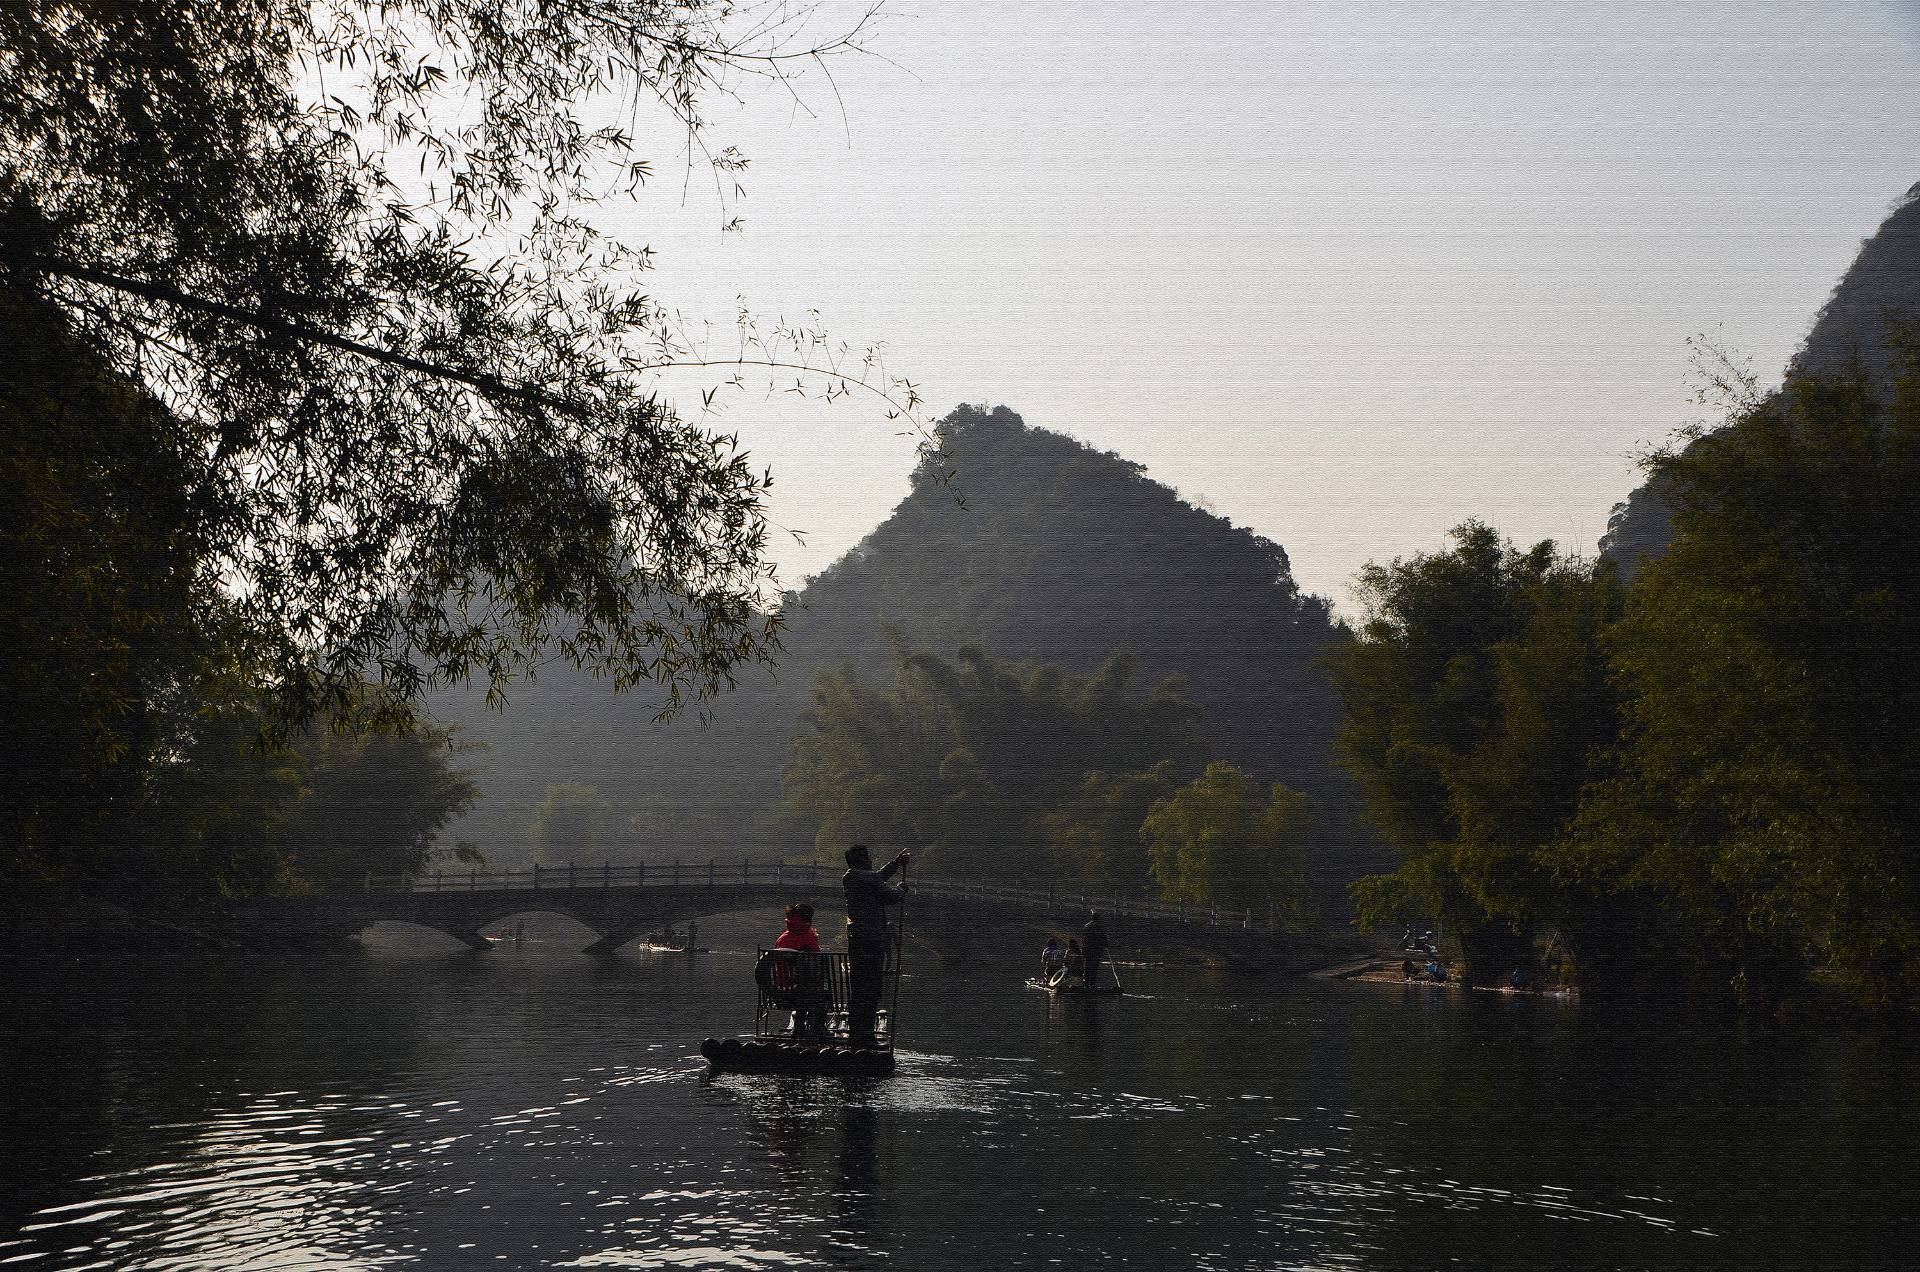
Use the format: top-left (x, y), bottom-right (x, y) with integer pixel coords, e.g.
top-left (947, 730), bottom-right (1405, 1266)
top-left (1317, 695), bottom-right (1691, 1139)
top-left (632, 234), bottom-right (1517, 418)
top-left (235, 862), bottom-right (1277, 954)
top-left (361, 863), bottom-right (1268, 931)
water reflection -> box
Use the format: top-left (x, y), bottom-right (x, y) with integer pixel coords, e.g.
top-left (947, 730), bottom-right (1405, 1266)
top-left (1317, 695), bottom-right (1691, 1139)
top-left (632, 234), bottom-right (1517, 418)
top-left (1, 959), bottom-right (435, 1269)
top-left (4, 943), bottom-right (1919, 1270)
top-left (830, 1093), bottom-right (881, 1266)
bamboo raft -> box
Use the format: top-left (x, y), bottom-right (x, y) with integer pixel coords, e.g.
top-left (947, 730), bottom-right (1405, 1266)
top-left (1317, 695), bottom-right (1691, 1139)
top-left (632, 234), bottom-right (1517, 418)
top-left (1026, 955), bottom-right (1125, 997)
top-left (1025, 976), bottom-right (1123, 997)
top-left (699, 1034), bottom-right (895, 1075)
top-left (701, 947), bottom-right (900, 1077)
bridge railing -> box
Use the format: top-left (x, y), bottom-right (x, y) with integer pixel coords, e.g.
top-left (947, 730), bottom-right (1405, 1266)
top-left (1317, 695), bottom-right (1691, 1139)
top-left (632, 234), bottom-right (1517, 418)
top-left (908, 879), bottom-right (1254, 930)
top-left (361, 861), bottom-right (1263, 931)
top-left (365, 860), bottom-right (832, 895)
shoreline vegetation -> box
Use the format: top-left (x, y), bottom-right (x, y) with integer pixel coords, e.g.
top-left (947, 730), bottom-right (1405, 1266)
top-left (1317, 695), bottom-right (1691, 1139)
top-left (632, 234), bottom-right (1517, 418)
top-left (1332, 350), bottom-right (1920, 1019)
top-left (16, 365), bottom-right (1920, 1023)
top-left (6, 7), bottom-right (1920, 1022)
top-left (15, 364), bottom-right (1920, 1023)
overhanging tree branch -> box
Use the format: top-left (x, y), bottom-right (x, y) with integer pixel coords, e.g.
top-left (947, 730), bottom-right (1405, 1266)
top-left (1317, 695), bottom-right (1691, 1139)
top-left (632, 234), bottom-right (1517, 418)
top-left (25, 258), bottom-right (931, 439)
top-left (25, 256), bottom-right (586, 418)
top-left (0, 0), bottom-right (897, 768)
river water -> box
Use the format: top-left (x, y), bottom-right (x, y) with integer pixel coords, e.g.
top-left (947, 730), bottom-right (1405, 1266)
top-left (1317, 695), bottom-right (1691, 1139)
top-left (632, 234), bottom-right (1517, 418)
top-left (4, 919), bottom-right (1917, 1271)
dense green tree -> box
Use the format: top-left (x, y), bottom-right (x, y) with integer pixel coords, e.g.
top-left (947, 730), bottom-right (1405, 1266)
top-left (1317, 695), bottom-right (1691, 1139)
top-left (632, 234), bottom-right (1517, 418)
top-left (0, 294), bottom-right (216, 878)
top-left (138, 700), bottom-right (307, 898)
top-left (623, 796), bottom-right (736, 866)
top-left (124, 689), bottom-right (478, 896)
top-left (0, 0), bottom-right (871, 726)
top-left (0, 1), bottom-right (908, 887)
top-left (529, 783), bottom-right (613, 866)
top-left (1602, 187), bottom-right (1920, 581)
top-left (2, 305), bottom-right (481, 896)
top-left (1139, 762), bottom-right (1310, 923)
top-left (1559, 359), bottom-right (1920, 1010)
top-left (1328, 523), bottom-right (1621, 981)
top-left (784, 643), bottom-right (1201, 880)
top-left (284, 727), bottom-right (480, 888)
top-left (1040, 762), bottom-right (1181, 889)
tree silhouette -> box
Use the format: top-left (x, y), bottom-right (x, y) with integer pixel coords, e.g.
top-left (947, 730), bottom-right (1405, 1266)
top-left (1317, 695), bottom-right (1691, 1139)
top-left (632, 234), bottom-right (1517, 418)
top-left (0, 0), bottom-right (894, 734)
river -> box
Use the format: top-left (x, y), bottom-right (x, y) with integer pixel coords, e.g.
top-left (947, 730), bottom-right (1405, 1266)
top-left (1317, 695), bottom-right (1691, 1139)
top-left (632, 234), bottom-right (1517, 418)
top-left (4, 917), bottom-right (1917, 1271)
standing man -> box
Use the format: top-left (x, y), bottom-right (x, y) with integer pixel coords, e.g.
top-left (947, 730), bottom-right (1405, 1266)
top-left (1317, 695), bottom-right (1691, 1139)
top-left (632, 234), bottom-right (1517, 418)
top-left (1082, 911), bottom-right (1108, 990)
top-left (842, 843), bottom-right (910, 1046)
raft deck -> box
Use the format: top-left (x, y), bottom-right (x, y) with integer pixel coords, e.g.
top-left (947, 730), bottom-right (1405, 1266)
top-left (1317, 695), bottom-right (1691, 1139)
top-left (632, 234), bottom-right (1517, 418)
top-left (702, 948), bottom-right (900, 1076)
top-left (1026, 968), bottom-right (1124, 996)
top-left (700, 1035), bottom-right (895, 1075)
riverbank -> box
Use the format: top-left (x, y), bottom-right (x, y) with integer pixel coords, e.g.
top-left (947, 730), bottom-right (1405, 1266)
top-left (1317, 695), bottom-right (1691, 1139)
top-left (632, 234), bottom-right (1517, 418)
top-left (1310, 952), bottom-right (1579, 999)
top-left (1, 881), bottom-right (302, 972)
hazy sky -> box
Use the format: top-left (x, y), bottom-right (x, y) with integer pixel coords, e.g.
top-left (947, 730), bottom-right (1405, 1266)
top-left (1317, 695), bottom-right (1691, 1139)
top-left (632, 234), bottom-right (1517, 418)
top-left (610, 0), bottom-right (1920, 611)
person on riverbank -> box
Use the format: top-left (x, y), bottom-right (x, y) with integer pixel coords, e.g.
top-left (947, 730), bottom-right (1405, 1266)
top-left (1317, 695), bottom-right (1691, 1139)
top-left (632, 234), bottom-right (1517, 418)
top-left (842, 844), bottom-right (910, 1046)
top-left (1082, 912), bottom-right (1108, 989)
top-left (1041, 937), bottom-right (1066, 982)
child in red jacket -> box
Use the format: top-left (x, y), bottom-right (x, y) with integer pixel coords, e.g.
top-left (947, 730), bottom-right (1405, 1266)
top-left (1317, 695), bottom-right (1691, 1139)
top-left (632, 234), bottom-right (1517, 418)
top-left (775, 902), bottom-right (821, 954)
top-left (774, 903), bottom-right (827, 1037)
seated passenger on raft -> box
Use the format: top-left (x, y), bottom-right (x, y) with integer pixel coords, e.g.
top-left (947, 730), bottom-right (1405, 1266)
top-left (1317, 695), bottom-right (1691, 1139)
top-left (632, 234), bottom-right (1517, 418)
top-left (1040, 937), bottom-right (1066, 982)
top-left (1053, 938), bottom-right (1085, 987)
top-left (773, 902), bottom-right (828, 1038)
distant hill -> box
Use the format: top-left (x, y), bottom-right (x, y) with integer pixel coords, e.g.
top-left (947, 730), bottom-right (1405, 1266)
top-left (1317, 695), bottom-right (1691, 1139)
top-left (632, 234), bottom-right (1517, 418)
top-left (431, 405), bottom-right (1380, 894)
top-left (1602, 182), bottom-right (1920, 578)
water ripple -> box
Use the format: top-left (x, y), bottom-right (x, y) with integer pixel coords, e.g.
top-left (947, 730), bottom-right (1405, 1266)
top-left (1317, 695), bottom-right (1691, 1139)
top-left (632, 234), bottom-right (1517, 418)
top-left (4, 958), bottom-right (1913, 1270)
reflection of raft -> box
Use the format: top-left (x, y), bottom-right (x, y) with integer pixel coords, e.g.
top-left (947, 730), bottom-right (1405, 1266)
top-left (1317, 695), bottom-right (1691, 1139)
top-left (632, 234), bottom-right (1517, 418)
top-left (1026, 977), bottom-right (1123, 997)
top-left (699, 1036), bottom-right (896, 1076)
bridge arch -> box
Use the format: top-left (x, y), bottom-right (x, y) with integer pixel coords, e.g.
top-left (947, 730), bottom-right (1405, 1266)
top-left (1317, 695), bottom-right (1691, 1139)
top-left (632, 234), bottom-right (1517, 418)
top-left (244, 866), bottom-right (1279, 958)
top-left (311, 885), bottom-right (808, 953)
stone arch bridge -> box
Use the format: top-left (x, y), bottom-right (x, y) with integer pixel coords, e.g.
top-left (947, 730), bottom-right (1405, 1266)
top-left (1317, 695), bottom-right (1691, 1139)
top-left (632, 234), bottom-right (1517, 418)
top-left (230, 862), bottom-right (1282, 957)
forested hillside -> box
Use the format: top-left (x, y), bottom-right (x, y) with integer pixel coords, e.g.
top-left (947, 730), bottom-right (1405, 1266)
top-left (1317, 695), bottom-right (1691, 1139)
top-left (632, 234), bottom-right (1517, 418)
top-left (432, 406), bottom-right (1377, 893)
top-left (1602, 181), bottom-right (1920, 578)
top-left (1346, 352), bottom-right (1920, 1012)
